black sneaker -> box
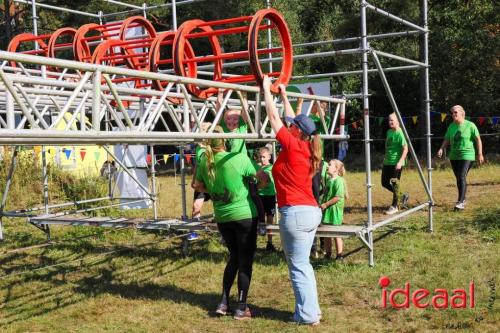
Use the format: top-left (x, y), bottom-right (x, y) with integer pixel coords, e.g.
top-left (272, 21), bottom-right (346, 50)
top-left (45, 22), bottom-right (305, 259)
top-left (266, 242), bottom-right (276, 252)
top-left (336, 254), bottom-right (345, 261)
top-left (215, 303), bottom-right (230, 316)
top-left (233, 307), bottom-right (251, 320)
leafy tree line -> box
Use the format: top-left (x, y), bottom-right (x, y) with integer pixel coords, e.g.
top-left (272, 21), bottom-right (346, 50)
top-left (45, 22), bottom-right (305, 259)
top-left (1, 0), bottom-right (497, 135)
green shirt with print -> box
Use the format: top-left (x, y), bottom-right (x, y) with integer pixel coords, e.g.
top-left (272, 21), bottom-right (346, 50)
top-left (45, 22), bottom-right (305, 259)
top-left (383, 128), bottom-right (407, 166)
top-left (257, 164), bottom-right (276, 196)
top-left (195, 152), bottom-right (257, 223)
top-left (222, 118), bottom-right (248, 156)
top-left (444, 120), bottom-right (479, 161)
top-left (195, 145), bottom-right (205, 164)
top-left (321, 176), bottom-right (345, 225)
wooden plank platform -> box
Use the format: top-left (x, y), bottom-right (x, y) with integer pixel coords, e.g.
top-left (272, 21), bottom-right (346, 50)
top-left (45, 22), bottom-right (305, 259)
top-left (29, 215), bottom-right (218, 231)
top-left (266, 224), bottom-right (367, 238)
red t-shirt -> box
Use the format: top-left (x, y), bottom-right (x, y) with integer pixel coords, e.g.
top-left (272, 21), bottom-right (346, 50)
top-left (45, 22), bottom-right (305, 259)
top-left (272, 127), bottom-right (318, 208)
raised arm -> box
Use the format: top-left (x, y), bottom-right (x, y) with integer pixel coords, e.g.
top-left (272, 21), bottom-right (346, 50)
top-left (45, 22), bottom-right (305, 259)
top-left (262, 75), bottom-right (283, 133)
top-left (278, 84), bottom-right (296, 119)
top-left (295, 97), bottom-right (304, 115)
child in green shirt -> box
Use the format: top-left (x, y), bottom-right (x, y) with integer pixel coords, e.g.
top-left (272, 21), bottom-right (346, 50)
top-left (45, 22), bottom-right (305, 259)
top-left (256, 146), bottom-right (277, 251)
top-left (320, 159), bottom-right (348, 260)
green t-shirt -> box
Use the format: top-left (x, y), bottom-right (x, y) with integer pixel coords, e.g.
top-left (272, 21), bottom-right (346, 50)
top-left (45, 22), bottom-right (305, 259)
top-left (321, 176), bottom-right (345, 225)
top-left (222, 118), bottom-right (248, 156)
top-left (310, 114), bottom-right (332, 135)
top-left (257, 164), bottom-right (276, 196)
top-left (383, 128), bottom-right (407, 166)
top-left (444, 120), bottom-right (479, 161)
top-left (195, 152), bottom-right (257, 223)
top-left (195, 145), bottom-right (205, 164)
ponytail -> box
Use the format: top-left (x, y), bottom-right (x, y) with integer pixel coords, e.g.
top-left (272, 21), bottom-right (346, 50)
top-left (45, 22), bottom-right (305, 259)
top-left (331, 159), bottom-right (348, 201)
top-left (309, 134), bottom-right (323, 175)
top-left (203, 126), bottom-right (225, 181)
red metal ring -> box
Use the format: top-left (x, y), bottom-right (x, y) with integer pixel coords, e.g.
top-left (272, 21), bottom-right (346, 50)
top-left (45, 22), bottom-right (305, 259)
top-left (173, 19), bottom-right (223, 99)
top-left (73, 23), bottom-right (103, 63)
top-left (47, 27), bottom-right (77, 71)
top-left (7, 33), bottom-right (48, 67)
top-left (248, 8), bottom-right (293, 93)
top-left (119, 16), bottom-right (157, 70)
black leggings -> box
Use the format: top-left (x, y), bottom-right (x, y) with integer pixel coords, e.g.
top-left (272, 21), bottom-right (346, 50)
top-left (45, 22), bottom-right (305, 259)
top-left (217, 217), bottom-right (258, 309)
top-left (450, 160), bottom-right (473, 203)
top-left (381, 165), bottom-right (403, 207)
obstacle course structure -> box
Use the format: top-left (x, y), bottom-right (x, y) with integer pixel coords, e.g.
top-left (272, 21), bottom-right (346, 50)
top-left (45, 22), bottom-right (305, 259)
top-left (0, 0), bottom-right (434, 266)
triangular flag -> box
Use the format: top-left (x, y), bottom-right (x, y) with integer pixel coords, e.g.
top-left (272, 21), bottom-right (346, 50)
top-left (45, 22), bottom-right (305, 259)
top-left (64, 149), bottom-right (72, 160)
top-left (377, 117), bottom-right (384, 126)
top-left (33, 146), bottom-right (41, 156)
top-left (186, 154), bottom-right (192, 164)
top-left (478, 117), bottom-right (485, 126)
top-left (488, 118), bottom-right (493, 125)
top-left (80, 149), bottom-right (87, 161)
top-left (48, 148), bottom-right (53, 155)
top-left (412, 116), bottom-right (418, 125)
top-left (146, 154), bottom-right (152, 164)
top-left (94, 151), bottom-right (101, 161)
top-left (174, 154), bottom-right (180, 162)
top-left (163, 154), bottom-right (169, 162)
top-left (492, 117), bottom-right (499, 125)
top-left (352, 122), bottom-right (358, 130)
top-left (441, 113), bottom-right (447, 122)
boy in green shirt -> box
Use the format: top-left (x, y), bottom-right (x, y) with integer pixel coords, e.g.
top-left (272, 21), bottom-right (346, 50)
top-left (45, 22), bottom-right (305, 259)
top-left (381, 113), bottom-right (409, 215)
top-left (256, 146), bottom-right (277, 251)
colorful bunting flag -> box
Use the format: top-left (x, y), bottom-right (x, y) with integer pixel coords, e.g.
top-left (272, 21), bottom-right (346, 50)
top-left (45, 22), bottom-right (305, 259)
top-left (412, 116), bottom-right (418, 125)
top-left (185, 154), bottom-right (192, 164)
top-left (94, 151), bottom-right (101, 161)
top-left (479, 117), bottom-right (485, 126)
top-left (174, 154), bottom-right (180, 163)
top-left (163, 154), bottom-right (170, 162)
top-left (352, 122), bottom-right (358, 130)
top-left (33, 146), bottom-right (41, 156)
top-left (441, 113), bottom-right (447, 122)
top-left (146, 154), bottom-right (152, 164)
top-left (80, 149), bottom-right (87, 161)
top-left (492, 117), bottom-right (499, 125)
top-left (64, 149), bottom-right (72, 160)
top-left (377, 117), bottom-right (384, 126)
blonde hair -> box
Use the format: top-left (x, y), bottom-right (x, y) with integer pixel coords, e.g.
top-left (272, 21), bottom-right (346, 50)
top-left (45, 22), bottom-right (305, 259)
top-left (330, 159), bottom-right (348, 200)
top-left (451, 105), bottom-right (465, 115)
top-left (203, 126), bottom-right (225, 181)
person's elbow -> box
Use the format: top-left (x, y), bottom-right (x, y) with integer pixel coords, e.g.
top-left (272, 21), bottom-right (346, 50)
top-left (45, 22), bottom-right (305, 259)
top-left (193, 180), bottom-right (206, 193)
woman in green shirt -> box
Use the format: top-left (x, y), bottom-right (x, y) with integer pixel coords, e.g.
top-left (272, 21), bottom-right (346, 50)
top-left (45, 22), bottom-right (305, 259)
top-left (382, 113), bottom-right (409, 215)
top-left (193, 126), bottom-right (265, 320)
top-left (437, 105), bottom-right (484, 210)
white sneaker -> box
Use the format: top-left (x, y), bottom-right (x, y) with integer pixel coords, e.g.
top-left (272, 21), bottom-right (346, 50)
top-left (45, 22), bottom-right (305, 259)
top-left (455, 201), bottom-right (466, 210)
top-left (385, 206), bottom-right (399, 215)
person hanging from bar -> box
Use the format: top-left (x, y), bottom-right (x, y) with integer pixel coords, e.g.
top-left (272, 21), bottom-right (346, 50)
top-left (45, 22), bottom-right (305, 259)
top-left (437, 105), bottom-right (484, 210)
top-left (193, 126), bottom-right (268, 320)
top-left (381, 113), bottom-right (409, 215)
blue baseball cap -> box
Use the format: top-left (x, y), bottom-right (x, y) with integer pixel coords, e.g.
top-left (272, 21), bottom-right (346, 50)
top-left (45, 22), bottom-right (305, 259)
top-left (285, 114), bottom-right (317, 136)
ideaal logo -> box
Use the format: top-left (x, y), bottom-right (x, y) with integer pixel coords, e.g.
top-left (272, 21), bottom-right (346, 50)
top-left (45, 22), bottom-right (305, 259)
top-left (379, 276), bottom-right (475, 309)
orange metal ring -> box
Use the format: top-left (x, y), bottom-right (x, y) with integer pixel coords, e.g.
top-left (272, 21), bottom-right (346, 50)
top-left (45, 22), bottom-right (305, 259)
top-left (47, 27), bottom-right (77, 71)
top-left (173, 19), bottom-right (223, 99)
top-left (119, 16), bottom-right (157, 70)
top-left (73, 23), bottom-right (103, 63)
top-left (248, 8), bottom-right (293, 93)
top-left (7, 33), bottom-right (48, 67)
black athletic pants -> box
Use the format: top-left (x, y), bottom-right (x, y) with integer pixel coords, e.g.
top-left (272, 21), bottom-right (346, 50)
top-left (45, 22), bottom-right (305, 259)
top-left (381, 165), bottom-right (403, 207)
top-left (450, 160), bottom-right (473, 203)
top-left (217, 217), bottom-right (258, 309)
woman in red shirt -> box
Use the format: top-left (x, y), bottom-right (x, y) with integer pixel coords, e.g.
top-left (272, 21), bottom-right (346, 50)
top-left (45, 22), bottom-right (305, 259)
top-left (262, 76), bottom-right (323, 325)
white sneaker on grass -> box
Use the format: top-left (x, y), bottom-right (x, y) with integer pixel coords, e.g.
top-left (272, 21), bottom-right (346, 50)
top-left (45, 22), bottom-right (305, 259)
top-left (385, 206), bottom-right (399, 215)
top-left (455, 201), bottom-right (466, 210)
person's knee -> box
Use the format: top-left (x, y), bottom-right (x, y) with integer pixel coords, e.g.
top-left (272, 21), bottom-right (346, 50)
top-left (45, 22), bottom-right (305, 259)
top-left (389, 177), bottom-right (399, 186)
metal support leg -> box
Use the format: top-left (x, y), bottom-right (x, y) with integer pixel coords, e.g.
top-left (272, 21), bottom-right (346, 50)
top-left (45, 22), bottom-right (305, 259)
top-left (0, 147), bottom-right (19, 241)
top-left (180, 147), bottom-right (187, 220)
top-left (150, 145), bottom-right (158, 219)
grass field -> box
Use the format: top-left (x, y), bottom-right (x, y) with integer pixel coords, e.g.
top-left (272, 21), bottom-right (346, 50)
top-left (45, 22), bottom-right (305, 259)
top-left (0, 162), bottom-right (498, 332)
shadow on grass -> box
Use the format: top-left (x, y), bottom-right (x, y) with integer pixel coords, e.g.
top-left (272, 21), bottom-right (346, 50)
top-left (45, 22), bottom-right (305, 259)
top-left (75, 274), bottom-right (292, 322)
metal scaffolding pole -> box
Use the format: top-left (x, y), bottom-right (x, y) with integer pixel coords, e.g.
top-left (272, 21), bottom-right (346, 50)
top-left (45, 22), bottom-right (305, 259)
top-left (361, 0), bottom-right (375, 267)
top-left (421, 0), bottom-right (434, 232)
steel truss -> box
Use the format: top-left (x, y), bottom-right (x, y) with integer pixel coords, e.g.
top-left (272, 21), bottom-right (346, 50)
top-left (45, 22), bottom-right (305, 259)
top-left (0, 0), bottom-right (434, 266)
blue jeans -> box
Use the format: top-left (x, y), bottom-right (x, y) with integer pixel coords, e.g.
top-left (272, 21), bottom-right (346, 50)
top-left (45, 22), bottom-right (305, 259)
top-left (279, 205), bottom-right (322, 323)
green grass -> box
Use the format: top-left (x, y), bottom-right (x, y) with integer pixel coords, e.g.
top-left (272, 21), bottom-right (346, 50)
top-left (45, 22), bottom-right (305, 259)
top-left (0, 163), bottom-right (498, 332)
